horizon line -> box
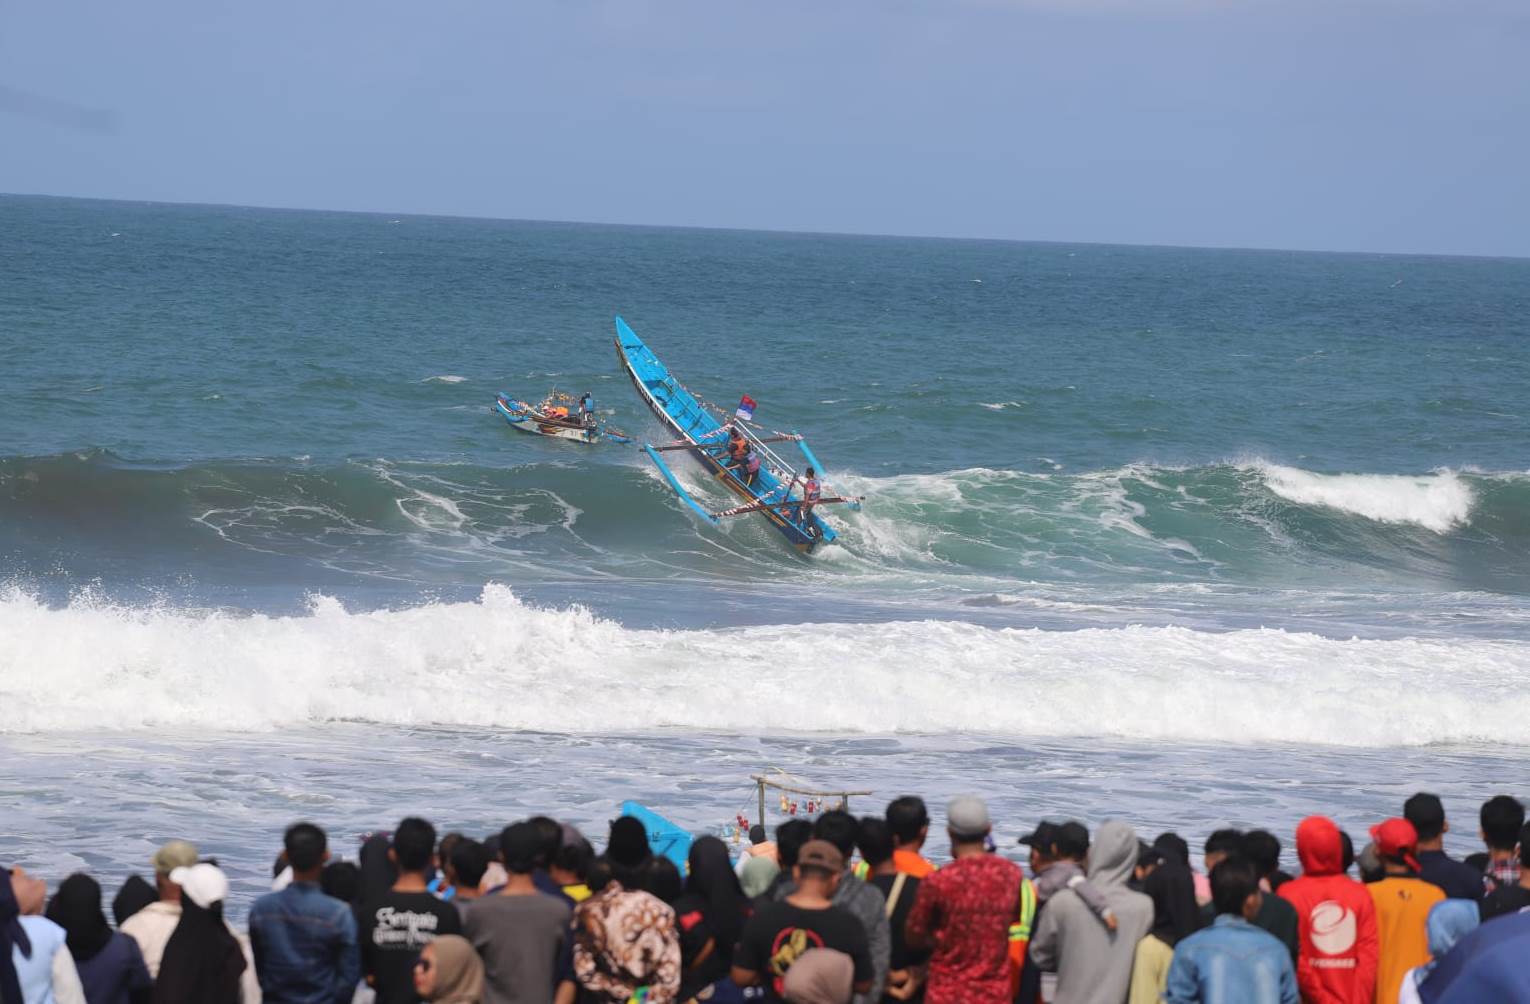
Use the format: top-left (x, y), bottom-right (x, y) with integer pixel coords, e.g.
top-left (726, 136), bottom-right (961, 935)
top-left (4, 189), bottom-right (1526, 264)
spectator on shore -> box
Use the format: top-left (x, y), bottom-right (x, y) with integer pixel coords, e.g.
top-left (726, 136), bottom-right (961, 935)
top-left (1029, 822), bottom-right (1114, 929)
top-left (248, 822), bottom-right (359, 1004)
top-left (411, 935), bottom-right (483, 1004)
top-left (1236, 831), bottom-right (1298, 960)
top-left (905, 797), bottom-right (1030, 1004)
top-left (885, 799), bottom-right (934, 880)
top-left (463, 822), bottom-right (570, 1004)
top-left (1130, 839), bottom-right (1200, 1004)
top-left (678, 838), bottom-right (750, 991)
top-left (9, 866), bottom-right (86, 1004)
top-left (736, 826), bottom-right (777, 874)
top-left (549, 827), bottom-right (593, 904)
top-left (526, 818), bottom-right (570, 905)
top-left (1414, 909), bottom-right (1530, 1002)
top-left (110, 880), bottom-right (156, 930)
top-left (1397, 900), bottom-right (1478, 1004)
top-left (1466, 795), bottom-right (1525, 895)
top-left (1479, 821), bottom-right (1530, 921)
top-left (772, 813), bottom-right (887, 1004)
top-left (1366, 818), bottom-right (1444, 1004)
top-left (119, 841), bottom-right (198, 979)
top-left (1154, 832), bottom-right (1217, 902)
top-left (45, 873), bottom-right (151, 1004)
top-left (446, 841), bottom-right (488, 924)
top-left (1202, 830), bottom-right (1244, 907)
top-left (733, 841), bottom-right (871, 1004)
top-left (360, 818), bottom-right (462, 1004)
top-left (856, 817), bottom-right (925, 1003)
top-left (1016, 822), bottom-right (1062, 1004)
top-left (319, 862), bottom-right (361, 912)
top-left (153, 864), bottom-right (246, 1004)
top-left (780, 949), bottom-right (855, 1004)
top-left (1029, 819), bottom-right (1153, 1004)
top-left (741, 858), bottom-right (781, 900)
top-left (1163, 856), bottom-right (1297, 1004)
top-left (1403, 793), bottom-right (1483, 901)
top-left (604, 817), bottom-right (653, 892)
top-left (1278, 816), bottom-right (1378, 1004)
top-left (430, 836), bottom-right (464, 902)
top-left (572, 852), bottom-right (680, 1004)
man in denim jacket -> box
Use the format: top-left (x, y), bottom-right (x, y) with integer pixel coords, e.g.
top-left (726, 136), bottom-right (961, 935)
top-left (249, 822), bottom-right (361, 1004)
top-left (1165, 857), bottom-right (1297, 1004)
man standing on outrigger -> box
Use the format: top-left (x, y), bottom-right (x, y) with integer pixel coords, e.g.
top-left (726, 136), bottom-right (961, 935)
top-left (791, 466), bottom-right (823, 535)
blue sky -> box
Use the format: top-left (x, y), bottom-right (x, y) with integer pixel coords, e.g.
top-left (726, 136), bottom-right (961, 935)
top-left (2, 0), bottom-right (1526, 256)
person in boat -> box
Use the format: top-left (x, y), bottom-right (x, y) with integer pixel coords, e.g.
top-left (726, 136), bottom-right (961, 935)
top-left (793, 467), bottom-right (823, 528)
top-left (579, 393), bottom-right (596, 427)
top-left (723, 425), bottom-right (749, 471)
top-left (742, 449), bottom-right (762, 487)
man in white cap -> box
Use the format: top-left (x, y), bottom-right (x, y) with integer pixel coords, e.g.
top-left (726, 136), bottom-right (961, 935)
top-left (905, 796), bottom-right (1031, 1004)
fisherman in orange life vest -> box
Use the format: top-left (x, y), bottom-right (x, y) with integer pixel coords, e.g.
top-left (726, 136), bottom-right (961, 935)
top-left (724, 425), bottom-right (749, 470)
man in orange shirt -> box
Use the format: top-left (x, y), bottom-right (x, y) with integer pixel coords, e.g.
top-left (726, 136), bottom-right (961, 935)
top-left (887, 797), bottom-right (936, 878)
top-left (1366, 818), bottom-right (1444, 1004)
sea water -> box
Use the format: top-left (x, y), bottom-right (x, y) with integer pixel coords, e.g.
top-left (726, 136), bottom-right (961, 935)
top-left (3, 195), bottom-right (1528, 911)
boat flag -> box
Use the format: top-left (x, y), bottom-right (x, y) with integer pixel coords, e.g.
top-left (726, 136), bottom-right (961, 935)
top-left (735, 395), bottom-right (757, 421)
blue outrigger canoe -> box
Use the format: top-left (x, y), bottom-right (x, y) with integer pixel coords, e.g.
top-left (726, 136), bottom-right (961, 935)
top-left (614, 316), bottom-right (859, 553)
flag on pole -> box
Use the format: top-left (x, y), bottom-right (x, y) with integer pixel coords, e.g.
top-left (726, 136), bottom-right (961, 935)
top-left (735, 395), bottom-right (757, 421)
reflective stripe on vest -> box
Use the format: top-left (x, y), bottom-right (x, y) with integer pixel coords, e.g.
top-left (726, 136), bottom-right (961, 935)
top-left (1008, 877), bottom-right (1037, 942)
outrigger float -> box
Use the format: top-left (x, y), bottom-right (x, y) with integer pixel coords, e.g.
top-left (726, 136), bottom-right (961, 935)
top-left (493, 391), bottom-right (631, 445)
top-left (613, 316), bottom-right (861, 553)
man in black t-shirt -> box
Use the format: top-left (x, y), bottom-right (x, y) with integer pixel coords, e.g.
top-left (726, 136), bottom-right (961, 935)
top-left (733, 840), bottom-right (873, 1002)
top-left (1480, 822), bottom-right (1530, 921)
top-left (360, 817), bottom-right (463, 1004)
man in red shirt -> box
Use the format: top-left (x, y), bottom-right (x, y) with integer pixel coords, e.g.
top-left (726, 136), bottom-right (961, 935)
top-left (1277, 816), bottom-right (1378, 1004)
top-left (904, 796), bottom-right (1029, 1004)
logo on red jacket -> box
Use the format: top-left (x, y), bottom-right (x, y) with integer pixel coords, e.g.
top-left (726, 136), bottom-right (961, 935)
top-left (1309, 900), bottom-right (1357, 957)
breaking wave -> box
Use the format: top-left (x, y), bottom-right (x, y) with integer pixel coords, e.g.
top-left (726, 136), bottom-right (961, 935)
top-left (2, 584), bottom-right (1528, 745)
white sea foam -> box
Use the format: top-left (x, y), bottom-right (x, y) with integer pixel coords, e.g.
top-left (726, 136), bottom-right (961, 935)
top-left (423, 375), bottom-right (468, 384)
top-left (1253, 463), bottom-right (1475, 533)
top-left (3, 585), bottom-right (1527, 746)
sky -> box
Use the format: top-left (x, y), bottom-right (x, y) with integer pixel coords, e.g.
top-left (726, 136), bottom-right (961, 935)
top-left (2, 0), bottom-right (1527, 257)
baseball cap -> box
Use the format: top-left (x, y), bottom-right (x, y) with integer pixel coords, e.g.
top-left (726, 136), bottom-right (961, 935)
top-left (169, 863), bottom-right (229, 909)
top-left (796, 839), bottom-right (845, 873)
top-left (947, 796), bottom-right (991, 840)
top-left (1019, 821), bottom-right (1058, 849)
top-left (152, 840), bottom-right (198, 875)
top-left (1370, 818), bottom-right (1422, 872)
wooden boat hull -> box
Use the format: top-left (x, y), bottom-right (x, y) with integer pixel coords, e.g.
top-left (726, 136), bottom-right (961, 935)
top-left (494, 396), bottom-right (601, 444)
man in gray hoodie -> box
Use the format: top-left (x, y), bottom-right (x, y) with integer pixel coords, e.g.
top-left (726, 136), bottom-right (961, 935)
top-left (773, 810), bottom-right (890, 1004)
top-left (1029, 820), bottom-right (1154, 1004)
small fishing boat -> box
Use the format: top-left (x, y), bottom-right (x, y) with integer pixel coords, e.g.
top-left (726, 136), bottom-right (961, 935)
top-left (613, 316), bottom-right (860, 553)
top-left (493, 391), bottom-right (631, 445)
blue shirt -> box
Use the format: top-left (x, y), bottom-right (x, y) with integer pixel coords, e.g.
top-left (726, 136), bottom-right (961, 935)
top-left (1164, 914), bottom-right (1298, 1004)
top-left (248, 881), bottom-right (361, 1004)
top-left (74, 932), bottom-right (152, 1004)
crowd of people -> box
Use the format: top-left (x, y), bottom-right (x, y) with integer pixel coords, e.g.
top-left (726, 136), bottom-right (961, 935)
top-left (5, 790), bottom-right (1530, 1004)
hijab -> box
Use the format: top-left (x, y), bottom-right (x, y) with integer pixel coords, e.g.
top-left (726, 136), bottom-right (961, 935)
top-left (1143, 858), bottom-right (1201, 947)
top-left (781, 948), bottom-right (854, 1004)
top-left (684, 837), bottom-right (748, 962)
top-left (607, 817), bottom-right (652, 888)
top-left (151, 871), bottom-right (245, 1004)
top-left (111, 876), bottom-right (158, 927)
top-left (425, 934), bottom-right (485, 1003)
top-left (44, 874), bottom-right (113, 962)
top-left (740, 856), bottom-right (780, 899)
top-left (1, 869), bottom-right (29, 1004)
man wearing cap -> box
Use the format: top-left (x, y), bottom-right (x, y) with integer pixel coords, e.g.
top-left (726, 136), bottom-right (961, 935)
top-left (121, 840), bottom-right (200, 978)
top-left (733, 839), bottom-right (874, 1003)
top-left (1402, 793), bottom-right (1482, 901)
top-left (905, 796), bottom-right (1031, 1004)
top-left (1367, 818), bottom-right (1444, 1004)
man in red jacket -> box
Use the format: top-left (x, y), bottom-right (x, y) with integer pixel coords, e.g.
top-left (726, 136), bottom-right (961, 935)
top-left (1277, 816), bottom-right (1377, 1004)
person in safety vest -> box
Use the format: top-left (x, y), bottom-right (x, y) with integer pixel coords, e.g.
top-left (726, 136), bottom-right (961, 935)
top-left (723, 425), bottom-right (749, 471)
top-left (792, 467), bottom-right (823, 533)
top-left (743, 450), bottom-right (762, 487)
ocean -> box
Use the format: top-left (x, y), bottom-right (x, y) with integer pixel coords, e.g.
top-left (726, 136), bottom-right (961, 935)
top-left (3, 194), bottom-right (1528, 910)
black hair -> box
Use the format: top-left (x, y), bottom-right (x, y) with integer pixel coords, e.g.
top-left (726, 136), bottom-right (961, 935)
top-left (554, 837), bottom-right (594, 882)
top-left (813, 810), bottom-right (859, 858)
top-left (1482, 796), bottom-right (1526, 851)
top-left (856, 817), bottom-right (895, 868)
top-left (585, 856), bottom-right (614, 894)
top-left (1153, 833), bottom-right (1191, 867)
top-left (886, 797), bottom-right (930, 845)
top-left (392, 817), bottom-right (437, 873)
top-left (642, 856), bottom-right (683, 904)
top-left (776, 819), bottom-right (814, 869)
top-left (437, 832), bottom-right (464, 869)
top-left (451, 838), bottom-right (490, 888)
top-left (284, 822), bottom-right (327, 873)
top-left (1210, 856), bottom-right (1260, 917)
top-left (1340, 830), bottom-right (1356, 873)
top-left (320, 861), bottom-right (360, 904)
top-left (1241, 830), bottom-right (1281, 879)
top-left (749, 825), bottom-right (767, 845)
top-left (500, 822), bottom-right (541, 875)
top-left (1204, 829), bottom-right (1245, 859)
top-left (1404, 793), bottom-right (1447, 842)
top-left (1519, 823), bottom-right (1530, 869)
top-left (528, 816), bottom-right (563, 870)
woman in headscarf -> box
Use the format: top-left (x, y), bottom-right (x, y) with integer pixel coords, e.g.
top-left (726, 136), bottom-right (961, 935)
top-left (642, 858), bottom-right (714, 1002)
top-left (9, 867), bottom-right (85, 1004)
top-left (108, 880), bottom-right (156, 931)
top-left (150, 864), bottom-right (246, 1004)
top-left (411, 934), bottom-right (483, 1003)
top-left (739, 857), bottom-right (779, 901)
top-left (605, 817), bottom-right (652, 891)
top-left (1398, 899), bottom-right (1480, 1004)
top-left (1127, 842), bottom-right (1201, 1004)
top-left (46, 874), bottom-right (152, 1004)
top-left (2, 867), bottom-right (28, 1004)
